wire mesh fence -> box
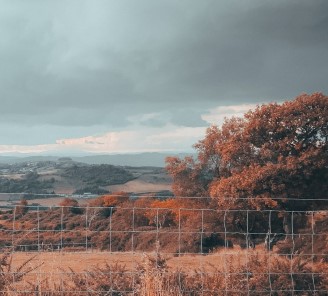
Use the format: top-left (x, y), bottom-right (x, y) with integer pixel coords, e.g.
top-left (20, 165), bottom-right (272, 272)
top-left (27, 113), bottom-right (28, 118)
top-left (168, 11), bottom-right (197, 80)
top-left (0, 197), bottom-right (327, 295)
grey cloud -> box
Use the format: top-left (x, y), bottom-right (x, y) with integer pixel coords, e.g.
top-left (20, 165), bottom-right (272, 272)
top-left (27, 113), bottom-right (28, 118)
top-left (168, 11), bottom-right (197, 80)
top-left (146, 0), bottom-right (328, 103)
top-left (136, 108), bottom-right (208, 128)
top-left (238, 1), bottom-right (328, 47)
top-left (0, 0), bottom-right (327, 144)
top-left (170, 109), bottom-right (208, 128)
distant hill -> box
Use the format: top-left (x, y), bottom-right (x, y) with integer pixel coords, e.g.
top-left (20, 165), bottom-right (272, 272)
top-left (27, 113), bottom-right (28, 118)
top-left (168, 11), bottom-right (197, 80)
top-left (71, 152), bottom-right (195, 167)
top-left (0, 152), bottom-right (191, 196)
top-left (0, 155), bottom-right (59, 164)
top-left (0, 152), bottom-right (195, 167)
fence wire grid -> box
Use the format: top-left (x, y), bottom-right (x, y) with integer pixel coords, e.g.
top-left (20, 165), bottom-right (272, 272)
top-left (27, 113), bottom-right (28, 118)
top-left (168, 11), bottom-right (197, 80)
top-left (0, 197), bottom-right (327, 295)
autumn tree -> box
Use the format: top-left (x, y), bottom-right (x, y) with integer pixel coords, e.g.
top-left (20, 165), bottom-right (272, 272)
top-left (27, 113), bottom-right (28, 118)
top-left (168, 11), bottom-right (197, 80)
top-left (210, 93), bottom-right (328, 211)
top-left (165, 155), bottom-right (215, 197)
top-left (165, 121), bottom-right (246, 197)
top-left (166, 93), bottom-right (327, 246)
top-left (88, 192), bottom-right (130, 217)
top-left (167, 93), bottom-right (328, 211)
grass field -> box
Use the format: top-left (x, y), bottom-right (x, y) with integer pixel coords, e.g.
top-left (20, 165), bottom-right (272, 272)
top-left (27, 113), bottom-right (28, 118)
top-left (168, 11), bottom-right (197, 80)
top-left (10, 247), bottom-right (254, 282)
top-left (4, 245), bottom-right (328, 294)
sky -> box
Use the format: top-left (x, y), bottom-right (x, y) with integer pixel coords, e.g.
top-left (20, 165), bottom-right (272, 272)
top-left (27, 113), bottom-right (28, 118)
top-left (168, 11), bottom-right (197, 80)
top-left (0, 0), bottom-right (327, 155)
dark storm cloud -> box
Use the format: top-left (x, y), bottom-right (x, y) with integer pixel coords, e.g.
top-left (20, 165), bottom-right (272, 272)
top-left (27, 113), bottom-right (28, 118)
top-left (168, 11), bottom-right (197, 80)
top-left (0, 0), bottom-right (327, 145)
top-left (149, 0), bottom-right (328, 103)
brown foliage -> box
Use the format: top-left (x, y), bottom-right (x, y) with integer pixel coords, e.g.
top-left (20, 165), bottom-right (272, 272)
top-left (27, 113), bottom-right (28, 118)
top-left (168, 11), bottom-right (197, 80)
top-left (89, 191), bottom-right (129, 207)
top-left (143, 198), bottom-right (213, 228)
top-left (168, 93), bottom-right (328, 211)
top-left (210, 93), bottom-right (328, 210)
top-left (59, 198), bottom-right (81, 214)
top-left (88, 192), bottom-right (130, 218)
top-left (165, 156), bottom-right (210, 197)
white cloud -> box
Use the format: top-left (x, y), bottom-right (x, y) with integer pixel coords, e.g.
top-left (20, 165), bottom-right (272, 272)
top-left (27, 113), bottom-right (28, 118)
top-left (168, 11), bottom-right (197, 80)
top-left (201, 104), bottom-right (258, 125)
top-left (0, 125), bottom-right (206, 155)
top-left (0, 144), bottom-right (54, 154)
top-left (148, 127), bottom-right (205, 144)
top-left (0, 104), bottom-right (263, 155)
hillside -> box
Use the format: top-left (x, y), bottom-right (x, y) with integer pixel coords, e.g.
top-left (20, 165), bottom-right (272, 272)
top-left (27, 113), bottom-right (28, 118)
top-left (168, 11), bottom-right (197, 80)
top-left (0, 160), bottom-right (172, 202)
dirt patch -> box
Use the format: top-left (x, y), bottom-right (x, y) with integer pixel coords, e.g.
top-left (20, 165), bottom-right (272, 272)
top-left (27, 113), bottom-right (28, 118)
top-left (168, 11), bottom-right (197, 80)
top-left (108, 179), bottom-right (172, 193)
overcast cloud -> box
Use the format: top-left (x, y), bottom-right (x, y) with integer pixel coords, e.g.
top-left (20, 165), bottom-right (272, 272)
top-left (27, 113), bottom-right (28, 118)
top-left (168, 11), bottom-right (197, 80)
top-left (0, 0), bottom-right (327, 154)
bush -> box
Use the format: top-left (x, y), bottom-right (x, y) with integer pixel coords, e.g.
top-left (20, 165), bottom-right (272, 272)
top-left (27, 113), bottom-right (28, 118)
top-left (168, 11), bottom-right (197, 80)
top-left (59, 198), bottom-right (82, 214)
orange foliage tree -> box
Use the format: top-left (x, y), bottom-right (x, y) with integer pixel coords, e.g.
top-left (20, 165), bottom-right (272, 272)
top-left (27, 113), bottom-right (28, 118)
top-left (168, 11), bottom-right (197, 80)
top-left (166, 93), bottom-right (328, 211)
top-left (165, 156), bottom-right (216, 197)
top-left (88, 192), bottom-right (130, 217)
top-left (89, 192), bottom-right (129, 207)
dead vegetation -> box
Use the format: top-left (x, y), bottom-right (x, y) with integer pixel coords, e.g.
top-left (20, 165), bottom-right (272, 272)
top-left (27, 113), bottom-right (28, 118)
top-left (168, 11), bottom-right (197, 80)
top-left (0, 195), bottom-right (327, 294)
top-left (1, 248), bottom-right (328, 295)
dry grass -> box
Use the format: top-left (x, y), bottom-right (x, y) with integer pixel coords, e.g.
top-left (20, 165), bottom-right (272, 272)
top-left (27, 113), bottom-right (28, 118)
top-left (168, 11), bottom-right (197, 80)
top-left (10, 246), bottom-right (252, 278)
top-left (4, 246), bottom-right (327, 295)
top-left (0, 251), bottom-right (42, 295)
top-left (1, 207), bottom-right (327, 294)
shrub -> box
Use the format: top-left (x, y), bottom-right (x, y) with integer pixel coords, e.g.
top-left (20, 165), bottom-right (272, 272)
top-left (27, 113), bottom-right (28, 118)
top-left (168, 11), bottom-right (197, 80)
top-left (59, 198), bottom-right (82, 214)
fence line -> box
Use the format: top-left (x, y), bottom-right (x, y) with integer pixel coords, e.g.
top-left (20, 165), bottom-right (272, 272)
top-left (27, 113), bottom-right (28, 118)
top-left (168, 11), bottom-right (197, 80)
top-left (0, 202), bottom-right (327, 294)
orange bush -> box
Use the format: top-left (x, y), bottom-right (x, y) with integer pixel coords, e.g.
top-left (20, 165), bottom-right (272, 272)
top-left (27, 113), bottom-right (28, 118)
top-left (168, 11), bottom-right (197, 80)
top-left (59, 198), bottom-right (81, 214)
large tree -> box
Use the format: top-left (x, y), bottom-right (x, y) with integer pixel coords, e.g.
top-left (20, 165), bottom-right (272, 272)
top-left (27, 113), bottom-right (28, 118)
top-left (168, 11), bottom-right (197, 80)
top-left (166, 93), bottom-right (328, 211)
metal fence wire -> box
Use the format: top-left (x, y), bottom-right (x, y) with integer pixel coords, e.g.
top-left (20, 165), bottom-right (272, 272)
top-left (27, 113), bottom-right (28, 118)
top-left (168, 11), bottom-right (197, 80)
top-left (0, 198), bottom-right (327, 295)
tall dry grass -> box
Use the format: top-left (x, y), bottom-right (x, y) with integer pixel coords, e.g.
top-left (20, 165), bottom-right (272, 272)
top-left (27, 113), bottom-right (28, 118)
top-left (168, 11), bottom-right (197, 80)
top-left (0, 251), bottom-right (41, 295)
top-left (1, 249), bottom-right (328, 295)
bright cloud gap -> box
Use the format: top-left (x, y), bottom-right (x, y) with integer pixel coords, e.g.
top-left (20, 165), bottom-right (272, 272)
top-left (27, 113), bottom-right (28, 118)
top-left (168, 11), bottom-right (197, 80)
top-left (0, 104), bottom-right (258, 155)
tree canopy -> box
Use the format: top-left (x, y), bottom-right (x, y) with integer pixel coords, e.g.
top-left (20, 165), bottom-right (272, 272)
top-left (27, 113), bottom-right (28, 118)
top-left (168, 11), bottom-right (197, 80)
top-left (166, 93), bottom-right (328, 210)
